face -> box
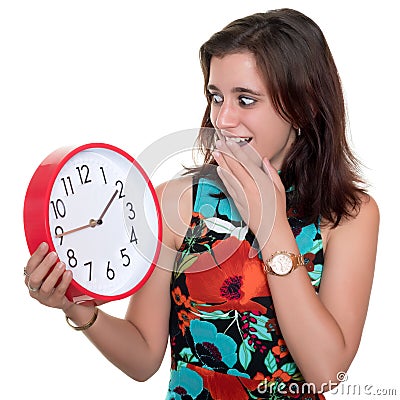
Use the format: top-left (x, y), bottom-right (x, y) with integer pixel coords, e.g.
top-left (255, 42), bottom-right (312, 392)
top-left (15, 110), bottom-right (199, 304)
top-left (208, 52), bottom-right (296, 169)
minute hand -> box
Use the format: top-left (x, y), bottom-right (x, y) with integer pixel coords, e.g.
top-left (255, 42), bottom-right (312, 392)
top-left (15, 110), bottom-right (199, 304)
top-left (97, 189), bottom-right (119, 223)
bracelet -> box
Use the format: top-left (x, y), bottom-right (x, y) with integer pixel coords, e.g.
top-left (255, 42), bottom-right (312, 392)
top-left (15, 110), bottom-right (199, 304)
top-left (65, 307), bottom-right (99, 331)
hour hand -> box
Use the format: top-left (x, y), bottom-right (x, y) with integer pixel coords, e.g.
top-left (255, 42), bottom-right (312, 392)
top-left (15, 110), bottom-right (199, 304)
top-left (55, 219), bottom-right (98, 238)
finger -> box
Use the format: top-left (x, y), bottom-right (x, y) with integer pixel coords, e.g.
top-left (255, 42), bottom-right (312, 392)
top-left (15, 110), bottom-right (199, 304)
top-left (215, 141), bottom-right (253, 185)
top-left (226, 139), bottom-right (263, 168)
top-left (52, 270), bottom-right (73, 301)
top-left (213, 149), bottom-right (233, 175)
top-left (26, 251), bottom-right (58, 287)
top-left (224, 140), bottom-right (265, 181)
top-left (217, 166), bottom-right (267, 235)
top-left (39, 261), bottom-right (66, 298)
top-left (217, 137), bottom-right (262, 169)
top-left (217, 166), bottom-right (250, 216)
top-left (213, 141), bottom-right (233, 170)
top-left (262, 157), bottom-right (285, 193)
top-left (216, 166), bottom-right (239, 200)
top-left (215, 145), bottom-right (273, 212)
top-left (218, 140), bottom-right (268, 192)
top-left (25, 242), bottom-right (49, 277)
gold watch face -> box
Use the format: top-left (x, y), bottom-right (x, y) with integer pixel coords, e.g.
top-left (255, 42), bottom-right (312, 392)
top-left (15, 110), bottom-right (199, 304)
top-left (269, 253), bottom-right (293, 275)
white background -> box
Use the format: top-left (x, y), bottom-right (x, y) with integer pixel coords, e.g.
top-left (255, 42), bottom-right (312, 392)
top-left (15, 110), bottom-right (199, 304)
top-left (1, 1), bottom-right (398, 399)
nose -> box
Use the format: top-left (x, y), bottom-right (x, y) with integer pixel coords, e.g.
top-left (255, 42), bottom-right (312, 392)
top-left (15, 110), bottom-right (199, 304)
top-left (214, 101), bottom-right (239, 130)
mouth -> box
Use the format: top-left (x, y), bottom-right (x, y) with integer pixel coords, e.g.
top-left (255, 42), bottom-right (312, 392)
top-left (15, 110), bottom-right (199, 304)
top-left (223, 136), bottom-right (253, 146)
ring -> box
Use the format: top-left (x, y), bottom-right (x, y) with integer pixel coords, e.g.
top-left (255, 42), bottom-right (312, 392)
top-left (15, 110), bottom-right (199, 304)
top-left (24, 266), bottom-right (30, 277)
top-left (27, 278), bottom-right (41, 292)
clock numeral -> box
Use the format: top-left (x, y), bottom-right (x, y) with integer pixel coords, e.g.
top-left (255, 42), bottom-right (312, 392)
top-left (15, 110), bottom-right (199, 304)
top-left (54, 226), bottom-right (64, 245)
top-left (120, 248), bottom-right (131, 267)
top-left (99, 166), bottom-right (107, 184)
top-left (126, 201), bottom-right (138, 244)
top-left (115, 180), bottom-right (125, 199)
top-left (61, 176), bottom-right (74, 196)
top-left (76, 165), bottom-right (92, 185)
top-left (67, 249), bottom-right (78, 268)
top-left (107, 261), bottom-right (115, 280)
top-left (84, 261), bottom-right (92, 281)
top-left (50, 199), bottom-right (66, 219)
top-left (126, 202), bottom-right (136, 220)
top-left (130, 225), bottom-right (138, 244)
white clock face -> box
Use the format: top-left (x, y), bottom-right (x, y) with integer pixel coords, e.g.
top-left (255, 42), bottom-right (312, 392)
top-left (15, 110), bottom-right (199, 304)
top-left (48, 147), bottom-right (159, 299)
top-left (270, 254), bottom-right (293, 275)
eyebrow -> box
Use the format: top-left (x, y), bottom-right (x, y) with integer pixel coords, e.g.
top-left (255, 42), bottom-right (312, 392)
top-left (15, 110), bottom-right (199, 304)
top-left (207, 84), bottom-right (264, 97)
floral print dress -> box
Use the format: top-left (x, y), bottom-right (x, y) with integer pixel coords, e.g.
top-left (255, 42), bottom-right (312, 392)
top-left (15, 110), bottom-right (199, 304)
top-left (167, 174), bottom-right (325, 400)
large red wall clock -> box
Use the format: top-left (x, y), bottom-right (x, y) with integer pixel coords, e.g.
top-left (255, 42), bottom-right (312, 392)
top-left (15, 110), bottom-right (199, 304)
top-left (24, 143), bottom-right (162, 304)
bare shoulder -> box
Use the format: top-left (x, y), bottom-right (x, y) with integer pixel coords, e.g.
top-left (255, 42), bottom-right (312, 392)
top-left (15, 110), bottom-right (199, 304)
top-left (155, 175), bottom-right (194, 250)
top-left (321, 193), bottom-right (379, 249)
top-left (352, 193), bottom-right (379, 221)
top-left (155, 174), bottom-right (193, 198)
top-left (332, 193), bottom-right (379, 238)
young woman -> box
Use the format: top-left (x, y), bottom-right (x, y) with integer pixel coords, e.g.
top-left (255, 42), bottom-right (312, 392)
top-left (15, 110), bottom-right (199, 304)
top-left (24, 8), bottom-right (379, 400)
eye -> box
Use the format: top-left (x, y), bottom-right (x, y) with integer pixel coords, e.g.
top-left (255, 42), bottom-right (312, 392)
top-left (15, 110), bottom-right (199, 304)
top-left (209, 93), bottom-right (223, 104)
top-left (239, 96), bottom-right (256, 106)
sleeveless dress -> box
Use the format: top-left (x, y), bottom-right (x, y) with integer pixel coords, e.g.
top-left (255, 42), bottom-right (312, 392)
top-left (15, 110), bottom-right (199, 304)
top-left (167, 173), bottom-right (325, 400)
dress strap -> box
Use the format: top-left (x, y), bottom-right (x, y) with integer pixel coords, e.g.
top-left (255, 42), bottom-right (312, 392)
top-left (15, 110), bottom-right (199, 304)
top-left (192, 173), bottom-right (199, 211)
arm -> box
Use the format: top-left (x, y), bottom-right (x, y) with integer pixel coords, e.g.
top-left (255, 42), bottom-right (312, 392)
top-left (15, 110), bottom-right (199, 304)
top-left (63, 261), bottom-right (172, 381)
top-left (263, 191), bottom-right (379, 386)
top-left (25, 177), bottom-right (193, 382)
top-left (213, 141), bottom-right (379, 387)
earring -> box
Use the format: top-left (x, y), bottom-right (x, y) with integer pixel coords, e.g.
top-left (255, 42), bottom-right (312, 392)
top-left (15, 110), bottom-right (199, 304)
top-left (297, 127), bottom-right (301, 137)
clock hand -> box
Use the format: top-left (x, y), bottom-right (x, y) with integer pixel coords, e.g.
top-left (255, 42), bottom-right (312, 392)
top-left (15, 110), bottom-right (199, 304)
top-left (54, 190), bottom-right (119, 239)
top-left (97, 189), bottom-right (119, 223)
top-left (55, 219), bottom-right (98, 238)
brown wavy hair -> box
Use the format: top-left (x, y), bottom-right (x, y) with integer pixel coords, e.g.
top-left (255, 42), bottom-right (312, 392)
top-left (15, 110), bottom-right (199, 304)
top-left (195, 8), bottom-right (366, 227)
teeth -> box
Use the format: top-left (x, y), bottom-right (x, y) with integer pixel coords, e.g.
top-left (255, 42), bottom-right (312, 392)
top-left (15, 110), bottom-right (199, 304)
top-left (226, 137), bottom-right (250, 143)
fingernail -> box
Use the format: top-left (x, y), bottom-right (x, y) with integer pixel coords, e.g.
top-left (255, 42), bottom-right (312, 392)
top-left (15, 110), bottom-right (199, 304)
top-left (213, 151), bottom-right (220, 159)
top-left (57, 261), bottom-right (65, 270)
top-left (217, 166), bottom-right (224, 175)
top-left (49, 251), bottom-right (57, 261)
top-left (215, 140), bottom-right (222, 149)
top-left (39, 242), bottom-right (48, 250)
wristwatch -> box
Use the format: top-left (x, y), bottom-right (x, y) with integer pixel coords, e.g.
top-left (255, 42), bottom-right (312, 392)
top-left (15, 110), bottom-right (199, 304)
top-left (264, 251), bottom-right (305, 276)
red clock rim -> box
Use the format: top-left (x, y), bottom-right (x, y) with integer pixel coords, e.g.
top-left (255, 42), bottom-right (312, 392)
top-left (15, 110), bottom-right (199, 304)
top-left (24, 142), bottom-right (162, 302)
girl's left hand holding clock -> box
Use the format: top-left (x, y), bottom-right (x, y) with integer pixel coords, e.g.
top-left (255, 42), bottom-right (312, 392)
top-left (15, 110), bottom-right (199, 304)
top-left (24, 242), bottom-right (73, 311)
